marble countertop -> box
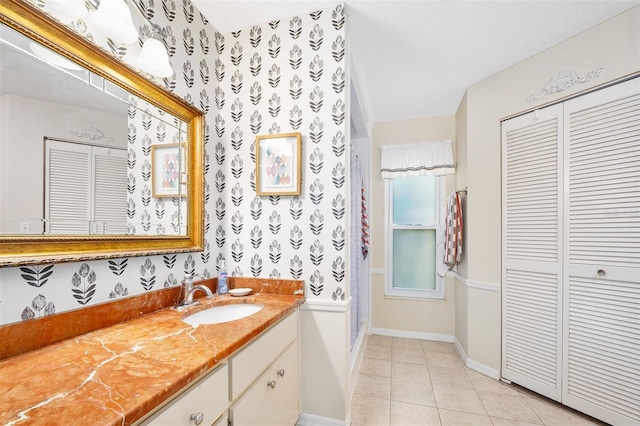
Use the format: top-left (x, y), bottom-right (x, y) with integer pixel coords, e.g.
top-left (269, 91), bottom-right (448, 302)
top-left (0, 292), bottom-right (303, 425)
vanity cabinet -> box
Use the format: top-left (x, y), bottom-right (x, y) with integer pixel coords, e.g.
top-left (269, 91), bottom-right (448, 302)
top-left (135, 309), bottom-right (299, 426)
top-left (230, 341), bottom-right (298, 426)
top-left (141, 363), bottom-right (228, 426)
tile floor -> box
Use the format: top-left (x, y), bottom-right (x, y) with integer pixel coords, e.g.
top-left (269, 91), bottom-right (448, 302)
top-left (350, 335), bottom-right (606, 426)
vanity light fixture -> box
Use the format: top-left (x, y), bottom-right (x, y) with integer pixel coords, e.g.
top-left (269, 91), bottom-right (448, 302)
top-left (89, 0), bottom-right (138, 44)
top-left (49, 0), bottom-right (172, 78)
top-left (136, 25), bottom-right (173, 77)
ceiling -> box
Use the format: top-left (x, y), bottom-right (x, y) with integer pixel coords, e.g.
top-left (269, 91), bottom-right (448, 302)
top-left (193, 0), bottom-right (640, 133)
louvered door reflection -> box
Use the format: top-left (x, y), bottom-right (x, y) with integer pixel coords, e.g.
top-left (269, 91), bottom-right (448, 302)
top-left (562, 77), bottom-right (640, 425)
top-left (93, 147), bottom-right (128, 234)
top-left (45, 140), bottom-right (127, 235)
top-left (502, 104), bottom-right (563, 401)
top-left (45, 140), bottom-right (91, 234)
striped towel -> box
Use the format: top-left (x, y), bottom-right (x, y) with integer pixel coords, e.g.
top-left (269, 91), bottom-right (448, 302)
top-left (444, 191), bottom-right (463, 266)
top-left (361, 182), bottom-right (370, 259)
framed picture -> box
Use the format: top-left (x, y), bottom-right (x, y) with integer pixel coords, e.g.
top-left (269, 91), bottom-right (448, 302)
top-left (151, 143), bottom-right (187, 198)
top-left (255, 132), bottom-right (302, 196)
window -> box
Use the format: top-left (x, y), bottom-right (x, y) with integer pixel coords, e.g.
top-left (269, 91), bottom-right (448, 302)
top-left (386, 175), bottom-right (444, 299)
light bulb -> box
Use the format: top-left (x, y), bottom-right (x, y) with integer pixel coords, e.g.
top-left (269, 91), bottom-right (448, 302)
top-left (90, 0), bottom-right (138, 44)
top-left (137, 36), bottom-right (173, 77)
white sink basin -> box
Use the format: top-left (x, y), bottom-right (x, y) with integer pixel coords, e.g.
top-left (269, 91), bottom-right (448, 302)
top-left (182, 304), bottom-right (264, 326)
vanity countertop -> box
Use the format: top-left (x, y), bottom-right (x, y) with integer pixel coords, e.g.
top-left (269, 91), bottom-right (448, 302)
top-left (0, 292), bottom-right (303, 425)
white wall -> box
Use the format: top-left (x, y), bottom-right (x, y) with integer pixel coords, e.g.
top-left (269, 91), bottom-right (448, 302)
top-left (459, 5), bottom-right (640, 373)
top-left (370, 115), bottom-right (457, 338)
top-left (0, 94), bottom-right (126, 234)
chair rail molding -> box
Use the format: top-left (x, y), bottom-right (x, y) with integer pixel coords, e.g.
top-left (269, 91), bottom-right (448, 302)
top-left (450, 271), bottom-right (500, 292)
top-left (299, 297), bottom-right (349, 313)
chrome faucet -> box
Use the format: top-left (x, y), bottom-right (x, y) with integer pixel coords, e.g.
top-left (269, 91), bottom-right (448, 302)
top-left (180, 273), bottom-right (213, 307)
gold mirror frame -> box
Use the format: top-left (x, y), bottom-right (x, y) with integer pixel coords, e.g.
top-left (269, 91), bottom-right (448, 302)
top-left (0, 0), bottom-right (204, 267)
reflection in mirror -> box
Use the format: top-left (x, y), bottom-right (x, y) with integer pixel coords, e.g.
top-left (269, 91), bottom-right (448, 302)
top-left (0, 23), bottom-right (189, 236)
top-left (0, 0), bottom-right (204, 266)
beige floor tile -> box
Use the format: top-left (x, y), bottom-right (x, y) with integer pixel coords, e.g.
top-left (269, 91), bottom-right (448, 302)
top-left (391, 361), bottom-right (430, 383)
top-left (359, 357), bottom-right (392, 378)
top-left (523, 394), bottom-right (603, 425)
top-left (433, 385), bottom-right (486, 415)
top-left (477, 391), bottom-right (541, 424)
top-left (422, 340), bottom-right (457, 354)
top-left (439, 409), bottom-right (493, 425)
top-left (466, 369), bottom-right (520, 395)
top-left (429, 364), bottom-right (474, 389)
top-left (390, 400), bottom-right (441, 426)
top-left (368, 334), bottom-right (393, 347)
top-left (354, 373), bottom-right (391, 399)
top-left (490, 417), bottom-right (541, 426)
top-left (392, 347), bottom-right (426, 364)
top-left (365, 343), bottom-right (392, 360)
top-left (351, 338), bottom-right (609, 426)
top-left (351, 393), bottom-right (390, 426)
top-left (391, 377), bottom-right (437, 407)
top-left (425, 350), bottom-right (464, 368)
top-left (392, 337), bottom-right (424, 351)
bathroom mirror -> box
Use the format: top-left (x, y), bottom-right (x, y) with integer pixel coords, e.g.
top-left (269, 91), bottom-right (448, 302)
top-left (0, 0), bottom-right (204, 266)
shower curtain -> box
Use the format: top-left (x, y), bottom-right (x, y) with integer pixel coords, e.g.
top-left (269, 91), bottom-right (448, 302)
top-left (349, 149), bottom-right (362, 350)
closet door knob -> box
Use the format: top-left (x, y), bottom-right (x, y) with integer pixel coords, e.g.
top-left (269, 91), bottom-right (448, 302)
top-left (268, 380), bottom-right (276, 388)
top-left (597, 269), bottom-right (606, 276)
top-left (190, 412), bottom-right (204, 425)
top-left (277, 369), bottom-right (285, 377)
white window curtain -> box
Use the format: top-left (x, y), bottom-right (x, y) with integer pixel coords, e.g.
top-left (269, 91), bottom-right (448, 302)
top-left (380, 140), bottom-right (454, 178)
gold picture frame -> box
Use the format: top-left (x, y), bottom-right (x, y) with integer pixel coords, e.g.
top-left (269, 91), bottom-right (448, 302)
top-left (255, 132), bottom-right (302, 196)
top-left (151, 143), bottom-right (187, 198)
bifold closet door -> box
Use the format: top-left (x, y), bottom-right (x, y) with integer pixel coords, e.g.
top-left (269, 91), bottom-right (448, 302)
top-left (501, 104), bottom-right (564, 402)
top-left (562, 77), bottom-right (640, 425)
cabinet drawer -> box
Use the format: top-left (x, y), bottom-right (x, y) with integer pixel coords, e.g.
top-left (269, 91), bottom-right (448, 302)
top-left (142, 363), bottom-right (228, 426)
top-left (231, 311), bottom-right (297, 400)
top-left (231, 341), bottom-right (299, 426)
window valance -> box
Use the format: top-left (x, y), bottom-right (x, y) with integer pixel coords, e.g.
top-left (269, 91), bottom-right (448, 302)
top-left (380, 140), bottom-right (455, 178)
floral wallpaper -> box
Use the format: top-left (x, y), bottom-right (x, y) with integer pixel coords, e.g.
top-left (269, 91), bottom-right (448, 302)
top-left (0, 0), bottom-right (349, 325)
top-left (214, 5), bottom-right (348, 300)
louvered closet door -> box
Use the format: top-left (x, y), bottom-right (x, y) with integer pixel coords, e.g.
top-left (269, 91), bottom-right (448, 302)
top-left (93, 147), bottom-right (127, 234)
top-left (45, 140), bottom-right (91, 234)
top-left (562, 77), bottom-right (640, 425)
top-left (501, 104), bottom-right (564, 401)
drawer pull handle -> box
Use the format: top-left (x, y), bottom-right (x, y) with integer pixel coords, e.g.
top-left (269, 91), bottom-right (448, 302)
top-left (597, 269), bottom-right (606, 276)
top-left (190, 412), bottom-right (204, 425)
top-left (268, 380), bottom-right (277, 389)
top-left (277, 369), bottom-right (285, 377)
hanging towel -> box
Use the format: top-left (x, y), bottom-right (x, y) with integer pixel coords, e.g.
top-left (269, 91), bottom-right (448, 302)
top-left (361, 181), bottom-right (370, 259)
top-left (444, 191), bottom-right (463, 267)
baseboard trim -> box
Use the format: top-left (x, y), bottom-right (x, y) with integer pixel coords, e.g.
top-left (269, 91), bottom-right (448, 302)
top-left (453, 337), bottom-right (501, 380)
top-left (370, 327), bottom-right (454, 343)
top-left (297, 413), bottom-right (348, 426)
top-left (453, 336), bottom-right (469, 364)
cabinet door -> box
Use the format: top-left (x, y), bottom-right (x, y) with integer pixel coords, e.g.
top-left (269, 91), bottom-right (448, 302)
top-left (231, 341), bottom-right (299, 426)
top-left (562, 77), bottom-right (640, 425)
top-left (501, 104), bottom-right (564, 401)
top-left (142, 363), bottom-right (228, 426)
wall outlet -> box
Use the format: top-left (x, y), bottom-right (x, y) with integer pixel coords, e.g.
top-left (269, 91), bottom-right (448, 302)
top-left (19, 222), bottom-right (30, 233)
